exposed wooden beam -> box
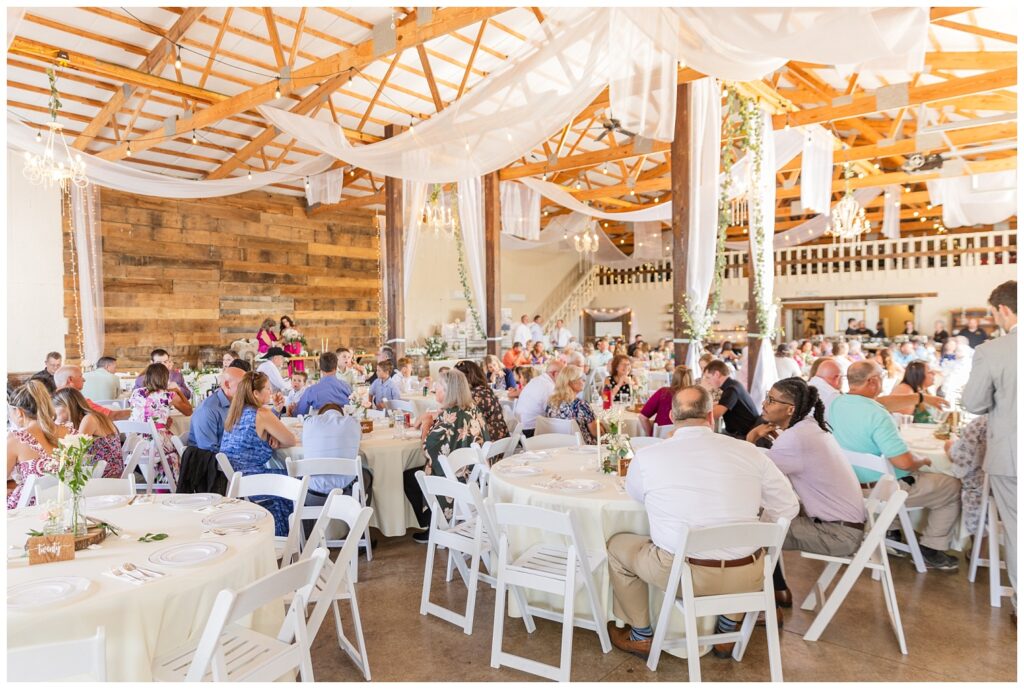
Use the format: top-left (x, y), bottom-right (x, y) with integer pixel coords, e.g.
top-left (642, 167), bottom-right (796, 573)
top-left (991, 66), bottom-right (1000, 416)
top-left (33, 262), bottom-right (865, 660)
top-left (457, 20), bottom-right (487, 100)
top-left (926, 50), bottom-right (1016, 70)
top-left (71, 8), bottom-right (204, 150)
top-left (930, 7), bottom-right (977, 21)
top-left (357, 52), bottom-right (402, 132)
top-left (416, 44), bottom-right (444, 112)
top-left (501, 139), bottom-right (671, 180)
top-left (198, 8), bottom-right (232, 90)
top-left (932, 18), bottom-right (1017, 44)
top-left (263, 9), bottom-right (287, 70)
top-left (308, 192), bottom-right (385, 216)
top-left (288, 8), bottom-right (308, 68)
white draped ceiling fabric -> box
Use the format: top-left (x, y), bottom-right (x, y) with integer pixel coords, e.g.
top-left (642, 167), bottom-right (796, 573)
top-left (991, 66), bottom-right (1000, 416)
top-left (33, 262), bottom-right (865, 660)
top-left (304, 168), bottom-right (344, 207)
top-left (800, 126), bottom-right (835, 214)
top-left (7, 7), bottom-right (25, 49)
top-left (401, 180), bottom-right (428, 301)
top-left (749, 110), bottom-right (779, 406)
top-left (456, 177), bottom-right (488, 334)
top-left (926, 171), bottom-right (1018, 228)
top-left (882, 184), bottom-right (902, 239)
top-left (500, 181), bottom-right (541, 240)
top-left (70, 184), bottom-right (104, 365)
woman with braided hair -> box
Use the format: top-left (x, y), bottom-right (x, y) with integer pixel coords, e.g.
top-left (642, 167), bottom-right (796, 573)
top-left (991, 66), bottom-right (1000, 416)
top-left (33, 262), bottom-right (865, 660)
top-left (746, 376), bottom-right (865, 619)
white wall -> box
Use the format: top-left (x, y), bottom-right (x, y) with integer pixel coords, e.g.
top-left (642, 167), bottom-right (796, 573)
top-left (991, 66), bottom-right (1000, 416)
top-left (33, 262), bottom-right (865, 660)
top-left (404, 233), bottom-right (580, 343)
top-left (6, 150), bottom-right (66, 372)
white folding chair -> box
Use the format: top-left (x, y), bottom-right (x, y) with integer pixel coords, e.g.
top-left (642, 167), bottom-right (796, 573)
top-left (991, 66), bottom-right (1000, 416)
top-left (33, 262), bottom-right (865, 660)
top-left (116, 419), bottom-right (177, 493)
top-left (296, 491), bottom-right (374, 680)
top-left (385, 398), bottom-right (415, 415)
top-left (16, 474), bottom-right (42, 508)
top-left (29, 474), bottom-right (58, 505)
top-left (800, 476), bottom-right (909, 654)
top-left (487, 500), bottom-right (611, 682)
top-left (414, 471), bottom-right (496, 635)
top-left (171, 435), bottom-right (186, 457)
top-left (215, 452), bottom-right (235, 484)
top-left (843, 449), bottom-right (926, 573)
top-left (968, 473), bottom-right (1014, 608)
top-left (646, 518), bottom-right (790, 681)
top-left (534, 416), bottom-right (578, 436)
top-left (228, 473), bottom-right (309, 565)
top-left (629, 436), bottom-right (663, 451)
top-left (36, 476), bottom-right (137, 503)
top-left (505, 424), bottom-right (523, 456)
top-left (90, 460), bottom-right (108, 478)
top-left (522, 433), bottom-right (581, 452)
top-left (365, 409), bottom-right (385, 420)
top-left (8, 627), bottom-right (107, 681)
top-left (654, 423), bottom-right (675, 439)
top-left (483, 437), bottom-right (514, 466)
top-left (152, 549), bottom-right (328, 682)
top-left (286, 457), bottom-right (372, 566)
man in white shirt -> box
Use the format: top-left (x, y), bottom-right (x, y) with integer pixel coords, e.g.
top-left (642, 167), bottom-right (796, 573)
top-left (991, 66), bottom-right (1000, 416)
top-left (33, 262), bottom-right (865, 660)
top-left (82, 356), bottom-right (120, 401)
top-left (606, 385), bottom-right (799, 659)
top-left (551, 318), bottom-right (573, 350)
top-left (833, 342), bottom-right (852, 391)
top-left (514, 359), bottom-right (564, 436)
top-left (588, 337), bottom-right (613, 371)
top-left (256, 347), bottom-right (291, 394)
top-left (513, 315), bottom-right (532, 349)
top-left (530, 314), bottom-right (545, 344)
top-left (807, 358), bottom-right (842, 421)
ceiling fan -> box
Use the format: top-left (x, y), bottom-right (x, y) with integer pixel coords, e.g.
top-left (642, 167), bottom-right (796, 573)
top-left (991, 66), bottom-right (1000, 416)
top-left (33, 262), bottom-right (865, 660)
top-left (591, 111), bottom-right (637, 142)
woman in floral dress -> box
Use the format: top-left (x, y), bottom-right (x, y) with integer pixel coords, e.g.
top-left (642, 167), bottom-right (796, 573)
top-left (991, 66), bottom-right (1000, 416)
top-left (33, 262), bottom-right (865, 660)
top-left (544, 365), bottom-right (600, 444)
top-left (128, 363), bottom-right (192, 485)
top-left (52, 388), bottom-right (124, 478)
top-left (7, 381), bottom-right (70, 508)
top-left (279, 315), bottom-right (305, 375)
top-left (455, 360), bottom-right (508, 441)
top-left (946, 415), bottom-right (987, 534)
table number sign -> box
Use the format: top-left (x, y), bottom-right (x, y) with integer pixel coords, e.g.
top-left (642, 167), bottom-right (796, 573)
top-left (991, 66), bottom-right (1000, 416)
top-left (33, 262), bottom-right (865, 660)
top-left (26, 533), bottom-right (76, 565)
top-left (360, 419), bottom-right (374, 434)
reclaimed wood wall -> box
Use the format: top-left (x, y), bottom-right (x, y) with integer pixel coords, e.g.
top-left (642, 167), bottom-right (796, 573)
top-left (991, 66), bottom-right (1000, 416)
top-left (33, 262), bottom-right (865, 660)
top-left (62, 188), bottom-right (381, 369)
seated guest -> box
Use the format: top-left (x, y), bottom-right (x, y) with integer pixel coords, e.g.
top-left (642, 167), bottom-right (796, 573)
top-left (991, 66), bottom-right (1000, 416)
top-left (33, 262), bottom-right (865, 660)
top-left (133, 349), bottom-right (192, 400)
top-left (945, 415), bottom-right (987, 535)
top-left (808, 358), bottom-right (842, 420)
top-left (855, 320), bottom-right (872, 336)
top-left (506, 365), bottom-right (536, 400)
top-left (902, 320), bottom-right (919, 337)
top-left (745, 377), bottom-right (865, 607)
top-left (52, 388), bottom-right (124, 478)
top-left (230, 358), bottom-right (252, 373)
top-left (530, 341), bottom-right (548, 365)
top-left (300, 403), bottom-right (372, 535)
top-left (334, 347), bottom-right (361, 388)
top-left (700, 359), bottom-right (759, 438)
top-left (220, 371), bottom-right (298, 536)
top-left (7, 381), bottom-right (71, 508)
top-left (606, 385), bottom-right (799, 658)
top-left (256, 317), bottom-right (278, 355)
top-left (829, 361), bottom-right (961, 571)
top-left (544, 365), bottom-right (599, 444)
top-left (484, 354), bottom-right (514, 390)
top-left (129, 363), bottom-right (193, 483)
top-left (365, 345), bottom-right (397, 385)
top-left (514, 359), bottom-right (564, 437)
top-left (285, 371), bottom-right (308, 416)
top-left (368, 360), bottom-right (401, 410)
top-left (295, 352), bottom-right (352, 415)
top-left (874, 348), bottom-right (903, 396)
top-left (34, 351), bottom-right (63, 391)
top-left (221, 350), bottom-right (240, 369)
top-left (955, 317), bottom-right (989, 349)
top-left (391, 357), bottom-right (415, 394)
top-left (404, 369), bottom-right (490, 543)
top-left (891, 361), bottom-right (940, 423)
top-left (502, 342), bottom-right (530, 370)
top-left (588, 337), bottom-right (614, 371)
top-left (892, 341), bottom-right (916, 368)
top-left (774, 344), bottom-right (803, 379)
top-left (602, 354), bottom-right (637, 403)
top-left (874, 321), bottom-right (887, 338)
top-left (932, 320), bottom-right (951, 346)
top-left (82, 356), bottom-right (120, 401)
top-left (848, 340), bottom-right (866, 362)
top-left (638, 365), bottom-right (692, 437)
top-left (188, 366), bottom-right (245, 452)
top-left (54, 365), bottom-right (130, 420)
top-left (844, 318), bottom-right (859, 336)
top-left (455, 360), bottom-right (508, 441)
top-left (256, 347), bottom-right (290, 394)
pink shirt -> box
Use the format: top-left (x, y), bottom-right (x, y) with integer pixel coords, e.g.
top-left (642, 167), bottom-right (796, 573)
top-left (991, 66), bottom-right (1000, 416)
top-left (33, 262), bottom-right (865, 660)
top-left (640, 386), bottom-right (674, 427)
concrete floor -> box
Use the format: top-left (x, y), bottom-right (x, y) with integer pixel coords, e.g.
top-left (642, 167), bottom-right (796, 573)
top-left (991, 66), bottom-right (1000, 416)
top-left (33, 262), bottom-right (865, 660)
top-left (310, 532), bottom-right (1017, 682)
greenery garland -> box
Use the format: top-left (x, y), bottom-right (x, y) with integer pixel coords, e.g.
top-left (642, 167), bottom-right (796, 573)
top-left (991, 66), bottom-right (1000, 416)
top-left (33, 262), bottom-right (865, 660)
top-left (443, 183), bottom-right (486, 337)
top-left (746, 102), bottom-right (774, 338)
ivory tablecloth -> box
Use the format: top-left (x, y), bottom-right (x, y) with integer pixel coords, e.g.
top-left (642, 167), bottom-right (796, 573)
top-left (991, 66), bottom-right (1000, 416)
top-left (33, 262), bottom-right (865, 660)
top-left (900, 423), bottom-right (952, 475)
top-left (6, 498), bottom-right (282, 681)
top-left (489, 447), bottom-right (713, 658)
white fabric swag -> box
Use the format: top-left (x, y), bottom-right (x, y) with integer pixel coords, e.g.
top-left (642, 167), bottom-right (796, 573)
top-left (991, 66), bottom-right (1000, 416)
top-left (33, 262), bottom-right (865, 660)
top-left (800, 126), bottom-right (835, 214)
top-left (882, 184), bottom-right (902, 240)
top-left (456, 177), bottom-right (488, 333)
top-left (70, 184), bottom-right (104, 364)
top-left (926, 171), bottom-right (1018, 229)
top-left (631, 221), bottom-right (665, 261)
top-left (500, 181), bottom-right (541, 240)
top-left (304, 168), bottom-right (343, 206)
top-left (748, 109), bottom-right (779, 406)
top-left (401, 180), bottom-right (428, 300)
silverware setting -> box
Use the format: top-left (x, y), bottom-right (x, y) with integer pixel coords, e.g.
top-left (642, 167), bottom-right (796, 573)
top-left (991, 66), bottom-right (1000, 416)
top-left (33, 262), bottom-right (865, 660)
top-left (204, 525), bottom-right (258, 537)
top-left (112, 562), bottom-right (164, 583)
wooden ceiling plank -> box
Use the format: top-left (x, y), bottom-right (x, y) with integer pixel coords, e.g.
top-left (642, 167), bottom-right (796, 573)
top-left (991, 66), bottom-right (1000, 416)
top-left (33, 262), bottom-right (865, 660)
top-left (457, 20), bottom-right (488, 100)
top-left (198, 8), bottom-right (232, 90)
top-left (932, 19), bottom-right (1017, 44)
top-left (416, 44), bottom-right (444, 111)
top-left (288, 8), bottom-right (308, 68)
top-left (263, 8), bottom-right (287, 70)
top-left (358, 51), bottom-right (402, 132)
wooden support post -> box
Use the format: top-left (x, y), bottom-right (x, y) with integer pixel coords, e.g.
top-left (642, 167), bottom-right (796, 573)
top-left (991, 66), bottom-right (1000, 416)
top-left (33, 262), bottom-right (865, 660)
top-left (383, 124), bottom-right (405, 358)
top-left (746, 250), bottom-right (760, 389)
top-left (483, 171), bottom-right (502, 356)
top-left (671, 82), bottom-right (692, 365)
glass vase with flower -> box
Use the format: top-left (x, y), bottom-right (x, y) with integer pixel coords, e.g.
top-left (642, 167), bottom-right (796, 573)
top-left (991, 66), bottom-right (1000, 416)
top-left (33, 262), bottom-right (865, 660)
top-left (44, 433), bottom-right (95, 537)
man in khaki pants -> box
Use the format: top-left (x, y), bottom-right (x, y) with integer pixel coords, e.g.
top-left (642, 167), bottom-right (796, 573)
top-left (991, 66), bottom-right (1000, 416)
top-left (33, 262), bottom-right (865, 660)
top-left (607, 386), bottom-right (799, 659)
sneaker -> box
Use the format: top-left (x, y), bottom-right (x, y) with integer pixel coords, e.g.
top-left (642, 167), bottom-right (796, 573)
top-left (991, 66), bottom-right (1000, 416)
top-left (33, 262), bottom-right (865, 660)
top-left (412, 530), bottom-right (430, 544)
top-left (921, 547), bottom-right (959, 571)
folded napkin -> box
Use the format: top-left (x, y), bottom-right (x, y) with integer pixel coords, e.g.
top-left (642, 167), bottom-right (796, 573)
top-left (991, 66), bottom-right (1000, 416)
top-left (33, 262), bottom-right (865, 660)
top-left (104, 566), bottom-right (166, 586)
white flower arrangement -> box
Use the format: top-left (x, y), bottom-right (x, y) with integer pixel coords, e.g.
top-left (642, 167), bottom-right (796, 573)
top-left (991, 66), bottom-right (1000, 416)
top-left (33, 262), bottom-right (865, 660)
top-left (597, 408), bottom-right (633, 475)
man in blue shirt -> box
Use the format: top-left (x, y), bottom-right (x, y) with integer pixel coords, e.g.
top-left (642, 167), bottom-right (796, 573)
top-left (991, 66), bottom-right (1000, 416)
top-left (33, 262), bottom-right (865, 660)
top-left (829, 360), bottom-right (961, 571)
top-left (368, 360), bottom-right (401, 409)
top-left (294, 352), bottom-right (351, 415)
top-left (187, 366), bottom-right (245, 451)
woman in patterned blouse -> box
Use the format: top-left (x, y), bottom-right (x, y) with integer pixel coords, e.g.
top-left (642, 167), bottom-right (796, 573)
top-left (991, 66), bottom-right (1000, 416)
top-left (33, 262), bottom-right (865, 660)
top-left (544, 365), bottom-right (600, 445)
top-left (945, 415), bottom-right (987, 534)
top-left (52, 388), bottom-right (124, 479)
top-left (455, 360), bottom-right (508, 441)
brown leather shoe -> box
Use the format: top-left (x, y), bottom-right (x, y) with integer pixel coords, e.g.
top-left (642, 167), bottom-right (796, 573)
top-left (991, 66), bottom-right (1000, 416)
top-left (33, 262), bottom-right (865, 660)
top-left (755, 607), bottom-right (784, 629)
top-left (712, 642), bottom-right (735, 659)
top-left (607, 622), bottom-right (652, 659)
top-left (776, 588), bottom-right (793, 608)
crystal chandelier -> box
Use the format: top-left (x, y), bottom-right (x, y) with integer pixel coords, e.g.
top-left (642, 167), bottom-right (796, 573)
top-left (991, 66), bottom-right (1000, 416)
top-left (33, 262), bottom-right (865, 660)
top-left (23, 69), bottom-right (88, 191)
top-left (827, 164), bottom-right (870, 244)
top-left (418, 183), bottom-right (457, 238)
top-left (574, 219), bottom-right (599, 254)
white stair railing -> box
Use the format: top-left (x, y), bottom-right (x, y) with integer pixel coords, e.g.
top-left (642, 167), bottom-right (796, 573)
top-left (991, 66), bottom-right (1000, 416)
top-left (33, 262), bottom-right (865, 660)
top-left (540, 264), bottom-right (599, 338)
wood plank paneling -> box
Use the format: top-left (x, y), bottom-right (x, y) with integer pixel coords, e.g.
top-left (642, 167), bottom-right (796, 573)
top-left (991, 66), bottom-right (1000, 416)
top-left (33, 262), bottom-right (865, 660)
top-left (63, 188), bottom-right (379, 368)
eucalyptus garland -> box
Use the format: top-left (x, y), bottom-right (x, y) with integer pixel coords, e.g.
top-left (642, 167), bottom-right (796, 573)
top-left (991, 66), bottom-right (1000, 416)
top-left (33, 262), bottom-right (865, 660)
top-left (746, 103), bottom-right (773, 337)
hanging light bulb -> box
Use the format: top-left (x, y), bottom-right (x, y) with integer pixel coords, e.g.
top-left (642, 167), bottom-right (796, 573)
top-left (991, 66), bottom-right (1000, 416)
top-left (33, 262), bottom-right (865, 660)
top-left (35, 130), bottom-right (42, 143)
top-left (126, 142), bottom-right (132, 157)
top-left (247, 168), bottom-right (253, 181)
top-left (174, 45), bottom-right (182, 70)
top-left (601, 164), bottom-right (608, 175)
top-left (275, 79), bottom-right (282, 99)
top-left (191, 129), bottom-right (198, 145)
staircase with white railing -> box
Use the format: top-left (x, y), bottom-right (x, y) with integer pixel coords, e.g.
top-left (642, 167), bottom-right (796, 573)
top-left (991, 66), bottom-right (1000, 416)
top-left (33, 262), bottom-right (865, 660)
top-left (535, 262), bottom-right (600, 335)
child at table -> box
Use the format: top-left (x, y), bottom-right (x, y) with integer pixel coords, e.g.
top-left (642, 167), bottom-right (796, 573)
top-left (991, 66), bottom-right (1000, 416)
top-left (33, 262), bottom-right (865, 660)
top-left (285, 371), bottom-right (308, 416)
top-left (392, 357), bottom-right (415, 395)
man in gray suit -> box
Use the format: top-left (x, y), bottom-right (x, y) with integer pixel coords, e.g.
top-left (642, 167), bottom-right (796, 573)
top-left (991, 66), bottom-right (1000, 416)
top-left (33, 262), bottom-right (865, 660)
top-left (962, 280), bottom-right (1017, 615)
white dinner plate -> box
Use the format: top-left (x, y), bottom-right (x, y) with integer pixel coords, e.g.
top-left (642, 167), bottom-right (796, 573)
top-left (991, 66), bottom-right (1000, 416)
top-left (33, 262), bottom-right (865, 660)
top-left (201, 510), bottom-right (267, 529)
top-left (514, 452), bottom-right (552, 462)
top-left (83, 494), bottom-right (130, 510)
top-left (565, 446), bottom-right (598, 454)
top-left (162, 494), bottom-right (221, 511)
top-left (553, 479), bottom-right (603, 494)
top-left (148, 541), bottom-right (227, 567)
top-left (496, 464), bottom-right (545, 477)
top-left (8, 577), bottom-right (92, 610)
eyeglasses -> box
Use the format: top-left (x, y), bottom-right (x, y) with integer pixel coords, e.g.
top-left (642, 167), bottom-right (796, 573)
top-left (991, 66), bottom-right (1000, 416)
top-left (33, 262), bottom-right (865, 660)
top-left (764, 393), bottom-right (794, 407)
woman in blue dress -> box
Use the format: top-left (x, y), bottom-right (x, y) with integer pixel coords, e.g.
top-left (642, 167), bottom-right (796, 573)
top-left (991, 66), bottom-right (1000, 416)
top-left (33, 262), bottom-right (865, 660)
top-left (220, 371), bottom-right (298, 536)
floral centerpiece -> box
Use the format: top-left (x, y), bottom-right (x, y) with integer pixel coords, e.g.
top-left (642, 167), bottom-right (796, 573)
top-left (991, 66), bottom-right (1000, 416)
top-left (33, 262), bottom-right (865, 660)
top-left (43, 433), bottom-right (95, 536)
top-left (424, 335), bottom-right (448, 361)
top-left (597, 409), bottom-right (634, 475)
top-left (281, 327), bottom-right (307, 352)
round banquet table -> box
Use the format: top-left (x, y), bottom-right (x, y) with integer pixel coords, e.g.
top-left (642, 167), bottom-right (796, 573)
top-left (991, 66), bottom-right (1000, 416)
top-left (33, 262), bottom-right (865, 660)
top-left (488, 446), bottom-right (713, 658)
top-left (900, 423), bottom-right (953, 475)
top-left (7, 497), bottom-right (282, 681)
top-left (274, 420), bottom-right (424, 537)
top-left (170, 410), bottom-right (192, 440)
top-left (401, 390), bottom-right (440, 419)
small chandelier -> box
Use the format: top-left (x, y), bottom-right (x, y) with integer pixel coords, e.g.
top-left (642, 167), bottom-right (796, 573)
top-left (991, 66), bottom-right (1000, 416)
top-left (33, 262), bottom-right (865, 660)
top-left (23, 69), bottom-right (88, 191)
top-left (419, 183), bottom-right (457, 238)
top-left (574, 219), bottom-right (599, 254)
top-left (827, 164), bottom-right (870, 244)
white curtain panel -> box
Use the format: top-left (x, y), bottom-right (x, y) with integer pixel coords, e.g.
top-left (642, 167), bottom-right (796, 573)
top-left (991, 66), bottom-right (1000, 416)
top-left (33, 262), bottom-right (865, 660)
top-left (882, 184), bottom-right (902, 239)
top-left (926, 170), bottom-right (1018, 228)
top-left (401, 180), bottom-right (428, 300)
top-left (748, 109), bottom-right (778, 405)
top-left (456, 177), bottom-right (488, 331)
top-left (70, 184), bottom-right (104, 364)
top-left (800, 126), bottom-right (834, 214)
top-left (500, 181), bottom-right (541, 240)
top-left (7, 115), bottom-right (334, 198)
top-left (631, 221), bottom-right (665, 261)
top-left (608, 10), bottom-right (677, 142)
top-left (304, 168), bottom-right (343, 206)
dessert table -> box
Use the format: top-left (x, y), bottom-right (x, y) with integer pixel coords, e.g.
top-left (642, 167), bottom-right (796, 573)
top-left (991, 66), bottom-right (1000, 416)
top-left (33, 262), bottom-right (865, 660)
top-left (488, 446), bottom-right (713, 658)
top-left (7, 496), bottom-right (282, 681)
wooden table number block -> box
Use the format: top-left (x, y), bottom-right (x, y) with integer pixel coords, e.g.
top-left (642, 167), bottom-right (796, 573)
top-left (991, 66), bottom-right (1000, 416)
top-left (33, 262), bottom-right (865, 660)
top-left (26, 533), bottom-right (76, 565)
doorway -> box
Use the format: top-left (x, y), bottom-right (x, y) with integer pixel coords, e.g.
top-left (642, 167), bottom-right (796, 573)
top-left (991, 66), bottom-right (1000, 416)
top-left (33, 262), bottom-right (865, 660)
top-left (878, 303), bottom-right (917, 337)
top-left (783, 303), bottom-right (825, 340)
